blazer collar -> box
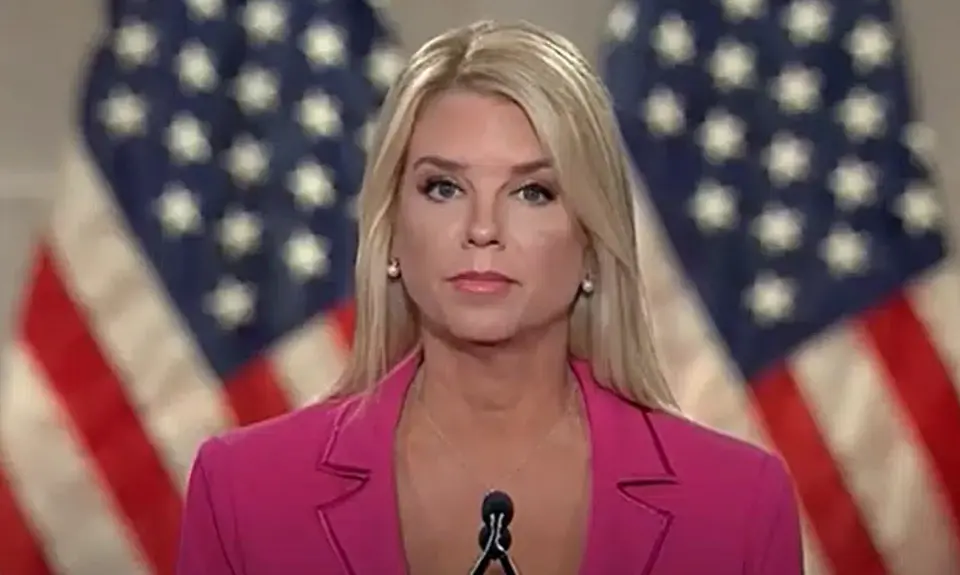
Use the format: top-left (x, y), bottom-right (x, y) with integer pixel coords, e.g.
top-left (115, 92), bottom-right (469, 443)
top-left (314, 351), bottom-right (677, 575)
top-left (570, 359), bottom-right (678, 574)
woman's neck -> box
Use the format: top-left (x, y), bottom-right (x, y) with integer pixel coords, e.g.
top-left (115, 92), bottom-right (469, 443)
top-left (414, 324), bottom-right (574, 437)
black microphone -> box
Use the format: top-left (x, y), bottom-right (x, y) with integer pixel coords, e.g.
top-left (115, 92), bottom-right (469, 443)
top-left (469, 490), bottom-right (519, 575)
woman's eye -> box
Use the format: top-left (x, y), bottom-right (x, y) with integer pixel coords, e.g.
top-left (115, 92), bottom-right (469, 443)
top-left (515, 184), bottom-right (555, 205)
top-left (421, 178), bottom-right (462, 201)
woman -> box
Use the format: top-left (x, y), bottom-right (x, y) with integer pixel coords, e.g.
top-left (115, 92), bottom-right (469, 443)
top-left (176, 20), bottom-right (803, 575)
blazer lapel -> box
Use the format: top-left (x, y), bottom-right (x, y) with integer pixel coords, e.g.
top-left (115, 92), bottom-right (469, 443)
top-left (313, 352), bottom-right (421, 575)
top-left (572, 360), bottom-right (678, 575)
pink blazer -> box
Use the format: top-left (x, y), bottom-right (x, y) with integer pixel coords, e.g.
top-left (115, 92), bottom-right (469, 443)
top-left (176, 353), bottom-right (803, 574)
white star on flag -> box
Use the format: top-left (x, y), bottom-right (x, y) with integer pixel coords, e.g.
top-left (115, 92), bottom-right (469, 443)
top-left (114, 20), bottom-right (158, 68)
top-left (606, 1), bottom-right (639, 40)
top-left (219, 208), bottom-right (262, 258)
top-left (847, 18), bottom-right (895, 72)
top-left (242, 0), bottom-right (287, 44)
top-left (206, 278), bottom-right (256, 328)
top-left (770, 64), bottom-right (821, 114)
top-left (176, 41), bottom-right (218, 92)
top-left (722, 0), bottom-right (765, 21)
top-left (752, 205), bottom-right (804, 254)
top-left (829, 157), bottom-right (879, 210)
top-left (367, 46), bottom-right (405, 91)
top-left (287, 160), bottom-right (338, 210)
top-left (652, 14), bottom-right (696, 65)
top-left (709, 39), bottom-right (756, 91)
top-left (166, 113), bottom-right (211, 163)
top-left (234, 65), bottom-right (280, 115)
top-left (782, 0), bottom-right (832, 45)
top-left (819, 226), bottom-right (870, 276)
top-left (225, 136), bottom-right (271, 186)
top-left (697, 110), bottom-right (746, 163)
top-left (297, 91), bottom-right (343, 138)
top-left (763, 132), bottom-right (813, 186)
top-left (744, 272), bottom-right (797, 324)
top-left (301, 22), bottom-right (347, 67)
top-left (99, 88), bottom-right (148, 137)
top-left (644, 87), bottom-right (685, 136)
top-left (689, 180), bottom-right (738, 232)
top-left (284, 231), bottom-right (331, 280)
top-left (895, 184), bottom-right (942, 235)
top-left (186, 0), bottom-right (224, 21)
top-left (155, 184), bottom-right (202, 236)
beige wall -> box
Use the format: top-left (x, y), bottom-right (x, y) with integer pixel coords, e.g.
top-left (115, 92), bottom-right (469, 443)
top-left (1, 0), bottom-right (958, 343)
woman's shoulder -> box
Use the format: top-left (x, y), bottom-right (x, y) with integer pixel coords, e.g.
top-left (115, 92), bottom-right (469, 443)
top-left (644, 407), bottom-right (793, 493)
top-left (641, 409), bottom-right (802, 570)
top-left (189, 393), bottom-right (363, 476)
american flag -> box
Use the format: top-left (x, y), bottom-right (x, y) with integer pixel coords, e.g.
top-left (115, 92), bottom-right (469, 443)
top-left (603, 0), bottom-right (960, 573)
top-left (0, 0), bottom-right (400, 572)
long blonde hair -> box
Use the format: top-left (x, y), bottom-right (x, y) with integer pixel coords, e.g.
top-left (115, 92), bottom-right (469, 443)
top-left (334, 20), bottom-right (677, 410)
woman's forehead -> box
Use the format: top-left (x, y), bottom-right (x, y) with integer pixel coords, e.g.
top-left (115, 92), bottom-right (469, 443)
top-left (405, 90), bottom-right (549, 167)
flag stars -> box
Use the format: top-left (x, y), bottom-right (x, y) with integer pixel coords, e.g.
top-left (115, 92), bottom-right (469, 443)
top-left (895, 184), bottom-right (942, 235)
top-left (225, 135), bottom-right (271, 186)
top-left (652, 13), bottom-right (695, 66)
top-left (763, 132), bottom-right (812, 186)
top-left (297, 91), bottom-right (342, 138)
top-left (709, 38), bottom-right (756, 90)
top-left (820, 226), bottom-right (870, 276)
top-left (234, 65), bottom-right (279, 115)
top-left (176, 41), bottom-right (218, 92)
top-left (113, 20), bottom-right (158, 68)
top-left (771, 64), bottom-right (821, 114)
top-left (903, 122), bottom-right (937, 161)
top-left (301, 22), bottom-right (347, 67)
top-left (744, 272), bottom-right (796, 325)
top-left (219, 209), bottom-right (262, 258)
top-left (155, 184), bottom-right (202, 236)
top-left (241, 0), bottom-right (287, 44)
top-left (836, 87), bottom-right (886, 140)
top-left (367, 46), bottom-right (405, 91)
top-left (99, 88), bottom-right (148, 137)
top-left (287, 160), bottom-right (337, 210)
top-left (206, 278), bottom-right (256, 329)
top-left (828, 157), bottom-right (878, 210)
top-left (782, 0), bottom-right (832, 45)
top-left (751, 205), bottom-right (803, 254)
top-left (846, 18), bottom-right (894, 72)
top-left (166, 113), bottom-right (211, 163)
top-left (186, 0), bottom-right (224, 20)
top-left (688, 180), bottom-right (737, 232)
top-left (284, 231), bottom-right (331, 280)
top-left (697, 110), bottom-right (746, 164)
top-left (722, 0), bottom-right (765, 21)
top-left (357, 117), bottom-right (378, 151)
top-left (644, 87), bottom-right (685, 136)
top-left (606, 1), bottom-right (639, 41)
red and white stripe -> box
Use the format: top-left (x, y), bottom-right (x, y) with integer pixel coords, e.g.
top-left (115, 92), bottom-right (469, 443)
top-left (0, 139), bottom-right (352, 574)
top-left (635, 187), bottom-right (960, 574)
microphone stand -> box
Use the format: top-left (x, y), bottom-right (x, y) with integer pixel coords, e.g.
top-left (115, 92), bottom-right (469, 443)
top-left (468, 513), bottom-right (519, 575)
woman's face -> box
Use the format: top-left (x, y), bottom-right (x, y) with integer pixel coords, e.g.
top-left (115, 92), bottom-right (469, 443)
top-left (392, 90), bottom-right (587, 345)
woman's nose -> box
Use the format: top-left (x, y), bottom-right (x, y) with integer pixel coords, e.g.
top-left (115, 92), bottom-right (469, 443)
top-left (463, 192), bottom-right (503, 249)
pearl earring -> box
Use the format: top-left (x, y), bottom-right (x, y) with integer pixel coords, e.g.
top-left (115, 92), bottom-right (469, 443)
top-left (580, 276), bottom-right (594, 295)
top-left (386, 258), bottom-right (401, 279)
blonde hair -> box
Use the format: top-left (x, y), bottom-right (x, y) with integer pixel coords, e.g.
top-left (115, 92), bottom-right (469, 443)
top-left (334, 20), bottom-right (677, 410)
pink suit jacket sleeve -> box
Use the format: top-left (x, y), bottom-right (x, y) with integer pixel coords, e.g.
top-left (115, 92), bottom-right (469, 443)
top-left (746, 455), bottom-right (804, 574)
top-left (176, 438), bottom-right (243, 575)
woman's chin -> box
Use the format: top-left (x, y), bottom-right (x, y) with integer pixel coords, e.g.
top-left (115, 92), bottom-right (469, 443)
top-left (446, 325), bottom-right (516, 347)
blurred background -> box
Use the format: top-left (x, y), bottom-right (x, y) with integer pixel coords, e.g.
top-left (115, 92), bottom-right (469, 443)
top-left (1, 0), bottom-right (959, 573)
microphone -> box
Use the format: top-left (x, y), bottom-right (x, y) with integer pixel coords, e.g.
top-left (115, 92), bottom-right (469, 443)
top-left (469, 490), bottom-right (519, 575)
